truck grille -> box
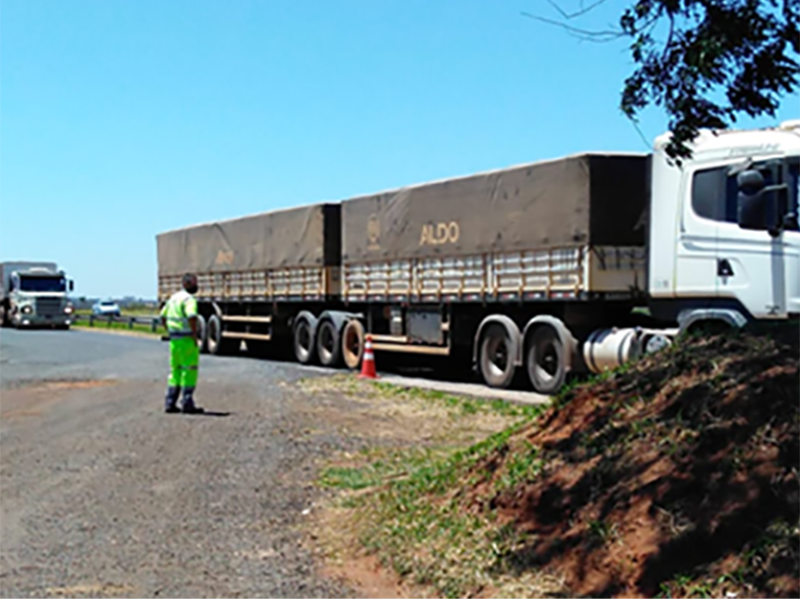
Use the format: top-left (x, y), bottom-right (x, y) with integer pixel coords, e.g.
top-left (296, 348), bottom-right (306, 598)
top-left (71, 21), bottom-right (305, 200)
top-left (36, 297), bottom-right (63, 317)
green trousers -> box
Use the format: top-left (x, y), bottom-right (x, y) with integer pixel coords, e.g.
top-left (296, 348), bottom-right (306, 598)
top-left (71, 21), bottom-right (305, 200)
top-left (168, 336), bottom-right (199, 389)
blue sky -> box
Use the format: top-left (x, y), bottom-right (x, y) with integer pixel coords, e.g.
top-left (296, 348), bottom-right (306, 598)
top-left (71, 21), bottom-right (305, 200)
top-left (2, 0), bottom-right (797, 299)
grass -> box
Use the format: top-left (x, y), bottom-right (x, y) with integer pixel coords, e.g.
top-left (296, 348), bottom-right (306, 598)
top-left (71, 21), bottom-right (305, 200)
top-left (320, 446), bottom-right (450, 491)
top-left (74, 307), bottom-right (158, 317)
top-left (72, 317), bottom-right (162, 336)
top-left (494, 441), bottom-right (543, 493)
top-left (312, 338), bottom-right (679, 597)
top-left (72, 306), bottom-right (161, 336)
top-left (312, 326), bottom-right (800, 598)
top-left (706, 518), bottom-right (800, 597)
top-left (299, 374), bottom-right (544, 420)
top-left (306, 375), bottom-right (553, 596)
top-left (367, 380), bottom-right (545, 420)
top-left (317, 405), bottom-right (546, 598)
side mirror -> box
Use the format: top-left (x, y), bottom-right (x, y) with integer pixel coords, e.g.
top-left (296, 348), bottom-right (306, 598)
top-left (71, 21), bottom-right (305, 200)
top-left (69, 280), bottom-right (75, 292)
top-left (736, 169), bottom-right (786, 234)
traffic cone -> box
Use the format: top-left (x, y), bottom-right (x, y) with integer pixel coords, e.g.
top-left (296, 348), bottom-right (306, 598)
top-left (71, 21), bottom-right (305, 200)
top-left (358, 334), bottom-right (379, 379)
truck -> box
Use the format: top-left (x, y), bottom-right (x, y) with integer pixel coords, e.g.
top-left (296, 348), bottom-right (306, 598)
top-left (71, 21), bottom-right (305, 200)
top-left (156, 120), bottom-right (800, 394)
top-left (0, 262), bottom-right (75, 329)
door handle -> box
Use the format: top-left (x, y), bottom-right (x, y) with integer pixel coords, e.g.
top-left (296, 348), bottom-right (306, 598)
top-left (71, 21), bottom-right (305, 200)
top-left (717, 259), bottom-right (734, 277)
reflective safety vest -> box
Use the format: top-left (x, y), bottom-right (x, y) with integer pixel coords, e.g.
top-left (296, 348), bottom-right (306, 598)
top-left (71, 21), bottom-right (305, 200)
top-left (161, 290), bottom-right (198, 339)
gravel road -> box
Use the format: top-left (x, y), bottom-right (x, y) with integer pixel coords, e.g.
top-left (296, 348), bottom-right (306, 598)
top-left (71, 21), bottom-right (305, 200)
top-left (0, 329), bottom-right (362, 598)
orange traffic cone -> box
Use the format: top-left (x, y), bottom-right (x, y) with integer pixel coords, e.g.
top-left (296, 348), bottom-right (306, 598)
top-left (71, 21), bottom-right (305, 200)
top-left (358, 334), bottom-right (379, 379)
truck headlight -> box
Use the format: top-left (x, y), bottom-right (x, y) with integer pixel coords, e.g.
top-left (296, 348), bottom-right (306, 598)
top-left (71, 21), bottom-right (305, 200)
top-left (64, 305), bottom-right (73, 314)
top-left (21, 305), bottom-right (33, 314)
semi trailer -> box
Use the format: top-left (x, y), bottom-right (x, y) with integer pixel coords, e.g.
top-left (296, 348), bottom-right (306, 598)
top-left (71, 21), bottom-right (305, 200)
top-left (156, 121), bottom-right (800, 394)
top-left (0, 262), bottom-right (75, 329)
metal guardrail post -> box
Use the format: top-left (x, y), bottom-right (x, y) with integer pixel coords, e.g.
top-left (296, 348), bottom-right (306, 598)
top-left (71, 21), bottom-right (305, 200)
top-left (151, 318), bottom-right (158, 332)
top-left (89, 314), bottom-right (94, 327)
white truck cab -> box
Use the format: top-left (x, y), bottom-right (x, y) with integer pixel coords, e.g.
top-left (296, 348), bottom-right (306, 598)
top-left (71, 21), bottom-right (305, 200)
top-left (647, 120), bottom-right (800, 330)
top-left (0, 262), bottom-right (75, 329)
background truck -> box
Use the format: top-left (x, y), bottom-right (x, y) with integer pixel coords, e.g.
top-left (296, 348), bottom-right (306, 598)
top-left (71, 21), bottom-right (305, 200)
top-left (0, 262), bottom-right (75, 329)
top-left (156, 120), bottom-right (800, 394)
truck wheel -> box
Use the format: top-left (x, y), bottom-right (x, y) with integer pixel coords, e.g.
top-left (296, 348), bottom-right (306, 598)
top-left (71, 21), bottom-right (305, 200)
top-left (479, 323), bottom-right (516, 388)
top-left (207, 315), bottom-right (235, 355)
top-left (207, 315), bottom-right (222, 354)
top-left (196, 314), bottom-right (208, 354)
top-left (341, 319), bottom-right (364, 370)
top-left (293, 315), bottom-right (317, 364)
top-left (526, 324), bottom-right (566, 395)
top-left (316, 319), bottom-right (342, 367)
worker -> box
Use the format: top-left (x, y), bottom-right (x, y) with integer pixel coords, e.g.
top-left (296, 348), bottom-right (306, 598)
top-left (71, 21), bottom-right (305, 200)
top-left (160, 273), bottom-right (204, 414)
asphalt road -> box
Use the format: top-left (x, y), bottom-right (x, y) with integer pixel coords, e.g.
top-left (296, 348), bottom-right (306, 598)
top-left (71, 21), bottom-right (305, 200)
top-left (0, 328), bottom-right (359, 598)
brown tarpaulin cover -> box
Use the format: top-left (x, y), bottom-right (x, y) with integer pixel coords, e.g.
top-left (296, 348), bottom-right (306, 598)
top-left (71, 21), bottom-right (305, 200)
top-left (341, 154), bottom-right (649, 263)
top-left (156, 204), bottom-right (341, 276)
top-left (157, 153), bottom-right (648, 275)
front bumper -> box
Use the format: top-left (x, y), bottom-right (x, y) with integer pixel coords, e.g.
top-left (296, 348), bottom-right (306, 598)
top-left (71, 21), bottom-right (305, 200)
top-left (13, 312), bottom-right (72, 327)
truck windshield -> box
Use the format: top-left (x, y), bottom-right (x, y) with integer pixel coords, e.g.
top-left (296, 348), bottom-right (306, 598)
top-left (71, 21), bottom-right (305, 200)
top-left (19, 276), bottom-right (67, 292)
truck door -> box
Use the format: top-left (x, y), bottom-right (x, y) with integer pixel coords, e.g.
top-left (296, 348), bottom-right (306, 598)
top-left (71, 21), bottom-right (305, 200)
top-left (675, 165), bottom-right (725, 300)
top-left (784, 158), bottom-right (800, 316)
top-left (713, 157), bottom-right (800, 319)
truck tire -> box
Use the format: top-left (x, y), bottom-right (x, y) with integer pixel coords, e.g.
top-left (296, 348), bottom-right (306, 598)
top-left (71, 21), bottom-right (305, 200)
top-left (207, 315), bottom-right (236, 355)
top-left (526, 324), bottom-right (566, 395)
top-left (341, 318), bottom-right (365, 370)
top-left (316, 318), bottom-right (343, 367)
top-left (478, 323), bottom-right (516, 389)
top-left (293, 314), bottom-right (317, 364)
top-left (196, 314), bottom-right (208, 354)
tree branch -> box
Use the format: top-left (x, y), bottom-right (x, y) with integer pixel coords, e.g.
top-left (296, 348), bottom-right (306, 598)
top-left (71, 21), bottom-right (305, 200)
top-left (544, 0), bottom-right (611, 20)
top-left (520, 11), bottom-right (624, 42)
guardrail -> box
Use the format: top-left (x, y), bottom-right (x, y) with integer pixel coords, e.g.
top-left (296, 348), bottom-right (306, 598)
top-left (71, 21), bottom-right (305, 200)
top-left (73, 313), bottom-right (162, 332)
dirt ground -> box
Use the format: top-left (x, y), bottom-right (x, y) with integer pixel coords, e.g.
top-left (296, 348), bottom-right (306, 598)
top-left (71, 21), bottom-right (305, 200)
top-left (467, 324), bottom-right (800, 597)
top-left (1, 328), bottom-right (537, 598)
top-left (293, 376), bottom-right (530, 598)
top-left (302, 325), bottom-right (799, 599)
top-left (6, 325), bottom-right (794, 598)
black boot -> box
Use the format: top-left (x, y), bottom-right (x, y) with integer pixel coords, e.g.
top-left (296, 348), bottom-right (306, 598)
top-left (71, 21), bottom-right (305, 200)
top-left (165, 386), bottom-right (181, 413)
top-left (181, 388), bottom-right (204, 414)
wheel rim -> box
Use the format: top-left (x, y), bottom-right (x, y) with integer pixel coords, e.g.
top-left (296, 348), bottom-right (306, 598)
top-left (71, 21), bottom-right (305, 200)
top-left (197, 316), bottom-right (206, 350)
top-left (344, 328), bottom-right (361, 363)
top-left (484, 330), bottom-right (510, 379)
top-left (534, 338), bottom-right (559, 381)
top-left (342, 321), bottom-right (364, 369)
top-left (296, 321), bottom-right (311, 359)
top-left (209, 318), bottom-right (219, 350)
top-left (319, 323), bottom-right (334, 362)
top-left (528, 327), bottom-right (564, 391)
